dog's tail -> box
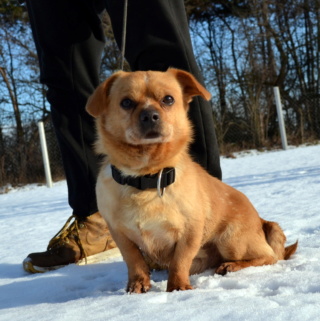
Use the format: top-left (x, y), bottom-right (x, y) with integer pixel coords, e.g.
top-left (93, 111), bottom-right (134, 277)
top-left (261, 219), bottom-right (298, 260)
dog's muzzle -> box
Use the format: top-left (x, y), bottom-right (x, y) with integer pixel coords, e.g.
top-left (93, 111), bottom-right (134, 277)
top-left (139, 108), bottom-right (162, 138)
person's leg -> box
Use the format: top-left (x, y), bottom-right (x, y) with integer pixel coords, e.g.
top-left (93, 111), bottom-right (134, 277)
top-left (23, 0), bottom-right (116, 273)
top-left (106, 0), bottom-right (222, 179)
top-left (27, 0), bottom-right (105, 217)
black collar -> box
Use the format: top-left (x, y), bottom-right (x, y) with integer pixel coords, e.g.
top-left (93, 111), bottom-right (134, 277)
top-left (111, 165), bottom-right (175, 196)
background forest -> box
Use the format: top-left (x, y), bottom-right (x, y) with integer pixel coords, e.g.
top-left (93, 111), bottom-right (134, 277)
top-left (1, 0), bottom-right (319, 187)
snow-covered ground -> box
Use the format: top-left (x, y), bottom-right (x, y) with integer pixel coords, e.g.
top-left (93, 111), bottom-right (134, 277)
top-left (1, 144), bottom-right (319, 321)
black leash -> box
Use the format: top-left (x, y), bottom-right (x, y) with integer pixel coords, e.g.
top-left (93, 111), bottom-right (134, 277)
top-left (120, 0), bottom-right (128, 70)
top-left (112, 1), bottom-right (176, 197)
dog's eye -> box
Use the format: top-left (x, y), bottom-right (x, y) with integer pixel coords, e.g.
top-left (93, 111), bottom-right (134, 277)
top-left (120, 98), bottom-right (136, 110)
top-left (162, 95), bottom-right (175, 106)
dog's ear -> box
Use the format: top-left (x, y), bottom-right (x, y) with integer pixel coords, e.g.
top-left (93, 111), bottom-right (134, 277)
top-left (86, 72), bottom-right (122, 118)
top-left (168, 68), bottom-right (211, 103)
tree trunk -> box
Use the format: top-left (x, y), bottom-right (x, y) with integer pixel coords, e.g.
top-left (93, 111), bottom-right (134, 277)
top-left (0, 67), bottom-right (24, 143)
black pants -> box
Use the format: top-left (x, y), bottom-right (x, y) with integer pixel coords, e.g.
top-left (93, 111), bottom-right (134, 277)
top-left (26, 0), bottom-right (222, 218)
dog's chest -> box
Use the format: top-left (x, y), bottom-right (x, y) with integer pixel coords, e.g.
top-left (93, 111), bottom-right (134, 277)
top-left (120, 195), bottom-right (184, 254)
top-left (97, 165), bottom-right (185, 257)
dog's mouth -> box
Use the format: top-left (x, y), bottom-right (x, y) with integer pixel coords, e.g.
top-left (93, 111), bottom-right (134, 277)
top-left (125, 129), bottom-right (167, 145)
top-left (144, 130), bottom-right (162, 139)
top-left (125, 125), bottom-right (173, 145)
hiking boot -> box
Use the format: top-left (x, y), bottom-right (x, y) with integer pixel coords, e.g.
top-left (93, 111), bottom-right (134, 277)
top-left (23, 212), bottom-right (117, 273)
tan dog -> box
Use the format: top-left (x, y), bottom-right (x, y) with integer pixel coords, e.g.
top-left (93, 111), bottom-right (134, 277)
top-left (86, 69), bottom-right (297, 293)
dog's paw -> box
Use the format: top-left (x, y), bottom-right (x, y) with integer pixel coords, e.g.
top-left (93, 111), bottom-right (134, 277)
top-left (166, 283), bottom-right (193, 292)
top-left (127, 276), bottom-right (151, 294)
top-left (215, 262), bottom-right (241, 275)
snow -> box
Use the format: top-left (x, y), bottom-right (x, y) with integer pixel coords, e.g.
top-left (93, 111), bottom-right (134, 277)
top-left (1, 144), bottom-right (320, 321)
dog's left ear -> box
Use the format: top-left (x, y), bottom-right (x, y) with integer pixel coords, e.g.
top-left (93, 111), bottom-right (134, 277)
top-left (168, 69), bottom-right (211, 103)
top-left (86, 72), bottom-right (122, 118)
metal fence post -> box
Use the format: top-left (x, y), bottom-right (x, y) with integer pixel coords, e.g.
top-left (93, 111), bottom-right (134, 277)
top-left (273, 87), bottom-right (288, 150)
top-left (38, 121), bottom-right (53, 188)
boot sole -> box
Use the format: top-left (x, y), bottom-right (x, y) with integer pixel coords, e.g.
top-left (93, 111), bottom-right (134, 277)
top-left (23, 247), bottom-right (122, 274)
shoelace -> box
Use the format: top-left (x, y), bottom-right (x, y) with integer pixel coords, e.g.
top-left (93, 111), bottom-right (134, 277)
top-left (47, 215), bottom-right (88, 263)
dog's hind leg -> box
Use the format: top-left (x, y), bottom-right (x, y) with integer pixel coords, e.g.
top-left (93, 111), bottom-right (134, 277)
top-left (215, 220), bottom-right (298, 275)
top-left (215, 255), bottom-right (277, 275)
top-left (215, 231), bottom-right (278, 275)
top-left (190, 242), bottom-right (224, 275)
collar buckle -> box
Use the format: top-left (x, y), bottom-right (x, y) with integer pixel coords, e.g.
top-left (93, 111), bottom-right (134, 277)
top-left (157, 169), bottom-right (165, 198)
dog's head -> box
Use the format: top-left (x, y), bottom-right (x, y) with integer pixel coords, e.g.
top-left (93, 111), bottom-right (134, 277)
top-left (86, 69), bottom-right (211, 173)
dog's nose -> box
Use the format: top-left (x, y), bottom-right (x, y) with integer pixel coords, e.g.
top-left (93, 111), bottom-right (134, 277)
top-left (139, 109), bottom-right (160, 129)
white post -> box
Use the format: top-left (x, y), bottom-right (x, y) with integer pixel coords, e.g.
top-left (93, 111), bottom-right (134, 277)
top-left (38, 121), bottom-right (53, 188)
top-left (273, 87), bottom-right (288, 150)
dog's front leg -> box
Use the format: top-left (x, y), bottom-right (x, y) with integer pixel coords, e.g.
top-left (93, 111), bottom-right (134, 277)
top-left (167, 234), bottom-right (202, 292)
top-left (112, 231), bottom-right (151, 294)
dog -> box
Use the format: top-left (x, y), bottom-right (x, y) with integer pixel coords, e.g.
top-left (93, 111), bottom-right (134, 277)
top-left (86, 68), bottom-right (298, 293)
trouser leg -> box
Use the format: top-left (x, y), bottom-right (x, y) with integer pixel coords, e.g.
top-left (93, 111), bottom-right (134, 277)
top-left (106, 0), bottom-right (222, 179)
top-left (26, 0), bottom-right (221, 220)
top-left (26, 0), bottom-right (105, 217)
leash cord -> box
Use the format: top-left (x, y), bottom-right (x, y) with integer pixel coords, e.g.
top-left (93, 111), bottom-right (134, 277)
top-left (120, 0), bottom-right (128, 70)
